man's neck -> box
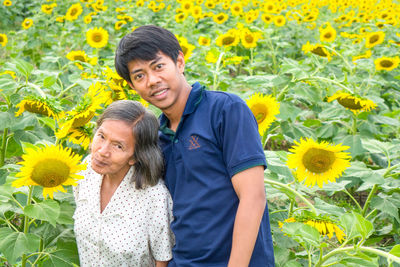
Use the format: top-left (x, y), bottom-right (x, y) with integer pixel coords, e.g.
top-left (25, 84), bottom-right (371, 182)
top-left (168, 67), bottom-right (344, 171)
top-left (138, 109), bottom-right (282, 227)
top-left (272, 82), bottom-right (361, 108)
top-left (163, 83), bottom-right (192, 132)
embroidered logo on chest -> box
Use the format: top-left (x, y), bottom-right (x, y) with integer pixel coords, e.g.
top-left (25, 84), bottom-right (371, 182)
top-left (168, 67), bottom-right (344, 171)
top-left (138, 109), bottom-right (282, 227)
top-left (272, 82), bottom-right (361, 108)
top-left (188, 135), bottom-right (201, 150)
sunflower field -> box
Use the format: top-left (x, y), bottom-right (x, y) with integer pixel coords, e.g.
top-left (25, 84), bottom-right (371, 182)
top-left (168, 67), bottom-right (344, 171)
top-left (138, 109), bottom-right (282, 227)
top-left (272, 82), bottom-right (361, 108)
top-left (1, 0), bottom-right (400, 266)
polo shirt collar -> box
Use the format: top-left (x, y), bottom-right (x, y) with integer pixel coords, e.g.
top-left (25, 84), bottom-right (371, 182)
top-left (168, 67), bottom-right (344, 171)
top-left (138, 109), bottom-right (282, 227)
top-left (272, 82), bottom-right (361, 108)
top-left (160, 82), bottom-right (204, 131)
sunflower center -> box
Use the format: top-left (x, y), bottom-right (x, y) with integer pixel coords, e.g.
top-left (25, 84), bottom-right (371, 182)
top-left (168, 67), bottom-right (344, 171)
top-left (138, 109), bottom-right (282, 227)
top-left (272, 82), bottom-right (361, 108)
top-left (324, 32), bottom-right (332, 39)
top-left (337, 97), bottom-right (363, 109)
top-left (245, 34), bottom-right (254, 43)
top-left (379, 59), bottom-right (394, 68)
top-left (0, 36), bottom-right (4, 42)
top-left (311, 47), bottom-right (328, 57)
top-left (73, 55), bottom-right (86, 62)
top-left (70, 8), bottom-right (78, 16)
top-left (25, 102), bottom-right (51, 116)
top-left (302, 148), bottom-right (335, 173)
top-left (369, 34), bottom-right (379, 44)
top-left (217, 15), bottom-right (224, 21)
top-left (92, 33), bottom-right (103, 42)
top-left (72, 111), bottom-right (95, 127)
top-left (222, 36), bottom-right (235, 46)
top-left (252, 103), bottom-right (268, 123)
top-left (31, 159), bottom-right (70, 187)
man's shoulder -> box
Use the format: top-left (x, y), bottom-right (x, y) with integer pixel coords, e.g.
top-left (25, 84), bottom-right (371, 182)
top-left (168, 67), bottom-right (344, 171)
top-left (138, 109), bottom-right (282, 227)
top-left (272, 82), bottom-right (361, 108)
top-left (203, 89), bottom-right (246, 107)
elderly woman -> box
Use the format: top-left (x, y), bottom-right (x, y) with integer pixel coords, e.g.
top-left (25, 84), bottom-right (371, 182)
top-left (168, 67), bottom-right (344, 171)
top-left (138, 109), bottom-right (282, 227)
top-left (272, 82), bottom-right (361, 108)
top-left (73, 100), bottom-right (174, 267)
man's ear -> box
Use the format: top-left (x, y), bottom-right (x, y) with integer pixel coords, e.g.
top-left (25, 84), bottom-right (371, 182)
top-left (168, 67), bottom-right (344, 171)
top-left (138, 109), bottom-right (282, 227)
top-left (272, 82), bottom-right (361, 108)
top-left (176, 51), bottom-right (185, 74)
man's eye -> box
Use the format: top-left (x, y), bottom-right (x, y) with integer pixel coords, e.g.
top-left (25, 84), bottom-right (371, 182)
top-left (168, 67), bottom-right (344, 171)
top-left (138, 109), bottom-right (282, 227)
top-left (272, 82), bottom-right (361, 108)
top-left (135, 74), bottom-right (143, 80)
top-left (156, 63), bottom-right (163, 69)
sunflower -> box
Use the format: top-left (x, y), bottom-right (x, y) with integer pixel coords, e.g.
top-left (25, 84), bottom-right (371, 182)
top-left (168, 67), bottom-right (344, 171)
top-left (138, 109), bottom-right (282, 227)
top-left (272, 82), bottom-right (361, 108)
top-left (3, 0), bottom-right (11, 6)
top-left (287, 138), bottom-right (351, 188)
top-left (175, 12), bottom-right (188, 23)
top-left (327, 91), bottom-right (377, 113)
top-left (240, 29), bottom-right (262, 49)
top-left (56, 82), bottom-right (108, 139)
top-left (280, 215), bottom-right (345, 242)
top-left (206, 50), bottom-right (218, 64)
top-left (213, 13), bottom-right (229, 24)
top-left (374, 56), bottom-right (400, 71)
top-left (86, 27), bottom-right (109, 48)
top-left (319, 23), bottom-right (337, 43)
top-left (41, 3), bottom-right (56, 14)
top-left (216, 29), bottom-right (240, 48)
top-left (65, 3), bottom-right (83, 21)
top-left (0, 33), bottom-right (7, 47)
top-left (191, 5), bottom-right (202, 20)
top-left (66, 50), bottom-right (89, 70)
top-left (230, 3), bottom-right (242, 16)
top-left (273, 15), bottom-right (286, 27)
top-left (68, 126), bottom-right (93, 149)
top-left (15, 96), bottom-right (64, 120)
top-left (176, 35), bottom-right (195, 61)
top-left (22, 18), bottom-right (33, 29)
top-left (246, 93), bottom-right (280, 136)
top-left (84, 15), bottom-right (92, 24)
top-left (114, 20), bottom-right (127, 30)
top-left (12, 144), bottom-right (86, 199)
top-left (198, 36), bottom-right (210, 46)
top-left (302, 42), bottom-right (333, 61)
top-left (352, 50), bottom-right (372, 62)
top-left (365, 31), bottom-right (385, 48)
top-left (180, 1), bottom-right (193, 13)
top-left (261, 13), bottom-right (273, 24)
top-left (0, 70), bottom-right (16, 78)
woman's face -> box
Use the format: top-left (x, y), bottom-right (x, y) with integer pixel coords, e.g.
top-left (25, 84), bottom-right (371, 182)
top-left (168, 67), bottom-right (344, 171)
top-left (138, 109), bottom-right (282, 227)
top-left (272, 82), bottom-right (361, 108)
top-left (90, 119), bottom-right (135, 180)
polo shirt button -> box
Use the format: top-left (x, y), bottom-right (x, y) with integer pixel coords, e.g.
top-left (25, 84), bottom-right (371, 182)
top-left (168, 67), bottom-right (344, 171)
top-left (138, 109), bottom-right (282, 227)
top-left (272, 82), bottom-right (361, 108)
top-left (174, 139), bottom-right (178, 143)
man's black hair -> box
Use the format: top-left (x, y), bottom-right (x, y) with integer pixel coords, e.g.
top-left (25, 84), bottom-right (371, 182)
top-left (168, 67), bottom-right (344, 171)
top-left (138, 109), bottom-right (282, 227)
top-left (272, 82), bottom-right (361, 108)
top-left (115, 25), bottom-right (182, 84)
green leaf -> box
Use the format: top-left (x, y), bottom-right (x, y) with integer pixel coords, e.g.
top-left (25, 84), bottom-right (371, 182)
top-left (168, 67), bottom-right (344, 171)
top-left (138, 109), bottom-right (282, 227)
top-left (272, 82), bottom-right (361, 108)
top-left (282, 222), bottom-right (320, 248)
top-left (0, 228), bottom-right (40, 265)
top-left (43, 76), bottom-right (57, 88)
top-left (361, 138), bottom-right (395, 154)
top-left (42, 239), bottom-right (79, 267)
top-left (14, 59), bottom-right (34, 79)
top-left (314, 198), bottom-right (346, 217)
top-left (370, 115), bottom-right (400, 126)
top-left (0, 111), bottom-right (13, 131)
top-left (338, 135), bottom-right (365, 158)
top-left (24, 199), bottom-right (60, 227)
top-left (0, 76), bottom-right (18, 92)
top-left (0, 184), bottom-right (15, 202)
top-left (370, 193), bottom-right (400, 223)
top-left (316, 123), bottom-right (338, 139)
top-left (56, 201), bottom-right (75, 225)
top-left (390, 245), bottom-right (400, 257)
top-left (340, 212), bottom-right (374, 241)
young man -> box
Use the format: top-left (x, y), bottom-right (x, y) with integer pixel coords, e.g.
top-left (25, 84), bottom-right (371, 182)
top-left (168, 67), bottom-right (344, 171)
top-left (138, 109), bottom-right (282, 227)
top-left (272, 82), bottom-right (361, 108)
top-left (115, 25), bottom-right (275, 267)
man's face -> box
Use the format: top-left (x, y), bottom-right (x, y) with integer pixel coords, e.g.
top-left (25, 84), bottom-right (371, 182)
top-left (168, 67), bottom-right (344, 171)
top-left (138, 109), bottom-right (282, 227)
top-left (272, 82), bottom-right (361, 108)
top-left (127, 51), bottom-right (186, 112)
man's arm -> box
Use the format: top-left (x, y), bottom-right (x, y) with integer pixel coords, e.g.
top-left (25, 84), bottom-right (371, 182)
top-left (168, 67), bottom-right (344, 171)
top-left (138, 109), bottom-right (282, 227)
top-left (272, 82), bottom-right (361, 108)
top-left (228, 165), bottom-right (266, 267)
top-left (155, 261), bottom-right (169, 267)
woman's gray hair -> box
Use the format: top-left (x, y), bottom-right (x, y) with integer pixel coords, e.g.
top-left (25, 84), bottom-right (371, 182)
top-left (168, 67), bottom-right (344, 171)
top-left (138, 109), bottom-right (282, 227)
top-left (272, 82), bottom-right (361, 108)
top-left (96, 100), bottom-right (163, 189)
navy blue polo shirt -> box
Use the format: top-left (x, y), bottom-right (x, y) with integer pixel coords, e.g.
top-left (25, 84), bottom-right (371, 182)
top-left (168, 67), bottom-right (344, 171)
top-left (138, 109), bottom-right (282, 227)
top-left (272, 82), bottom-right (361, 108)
top-left (159, 82), bottom-right (275, 267)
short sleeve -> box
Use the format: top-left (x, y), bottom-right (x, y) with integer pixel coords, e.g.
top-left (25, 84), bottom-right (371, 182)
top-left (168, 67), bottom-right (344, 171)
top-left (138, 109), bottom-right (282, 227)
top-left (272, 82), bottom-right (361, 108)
top-left (149, 183), bottom-right (175, 261)
top-left (220, 98), bottom-right (267, 178)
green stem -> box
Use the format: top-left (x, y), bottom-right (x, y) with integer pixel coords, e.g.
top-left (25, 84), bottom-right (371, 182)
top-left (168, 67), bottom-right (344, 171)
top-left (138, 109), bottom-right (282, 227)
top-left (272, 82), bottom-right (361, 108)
top-left (57, 82), bottom-right (78, 98)
top-left (264, 178), bottom-right (317, 214)
top-left (361, 184), bottom-right (378, 217)
top-left (276, 83), bottom-right (290, 101)
top-left (324, 46), bottom-right (353, 75)
top-left (315, 246), bottom-right (400, 267)
top-left (299, 76), bottom-right (353, 94)
top-left (212, 52), bottom-right (224, 91)
top-left (384, 163), bottom-right (400, 177)
top-left (0, 128), bottom-right (9, 167)
top-left (288, 198), bottom-right (295, 218)
top-left (352, 114), bottom-right (357, 135)
top-left (21, 186), bottom-right (34, 267)
top-left (343, 188), bottom-right (362, 212)
top-left (308, 249), bottom-right (312, 267)
top-left (249, 48), bottom-right (254, 76)
top-left (27, 82), bottom-right (46, 98)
